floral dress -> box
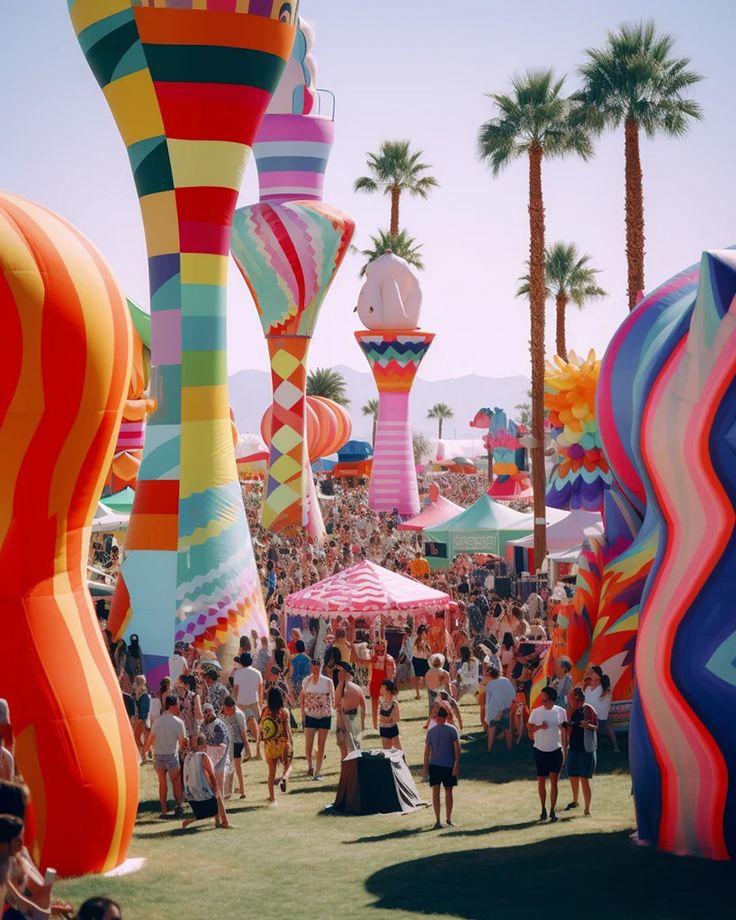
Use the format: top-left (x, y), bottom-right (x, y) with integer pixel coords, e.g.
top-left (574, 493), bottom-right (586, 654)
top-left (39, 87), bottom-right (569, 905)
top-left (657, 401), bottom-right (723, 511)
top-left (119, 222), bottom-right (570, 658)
top-left (176, 689), bottom-right (201, 742)
top-left (259, 707), bottom-right (291, 764)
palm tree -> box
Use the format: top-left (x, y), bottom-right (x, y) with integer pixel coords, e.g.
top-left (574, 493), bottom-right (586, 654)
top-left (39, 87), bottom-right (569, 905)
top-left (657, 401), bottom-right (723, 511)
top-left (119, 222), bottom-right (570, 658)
top-left (362, 398), bottom-right (379, 446)
top-left (354, 140), bottom-right (439, 235)
top-left (576, 21), bottom-right (702, 310)
top-left (517, 243), bottom-right (607, 360)
top-left (359, 229), bottom-right (424, 276)
top-left (478, 69), bottom-right (593, 564)
top-left (427, 403), bottom-right (454, 440)
top-left (306, 367), bottom-right (350, 407)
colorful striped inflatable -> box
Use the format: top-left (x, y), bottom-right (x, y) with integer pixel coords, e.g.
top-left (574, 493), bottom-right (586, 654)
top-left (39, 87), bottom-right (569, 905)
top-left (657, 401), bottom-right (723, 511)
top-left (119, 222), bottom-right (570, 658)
top-left (69, 0), bottom-right (298, 677)
top-left (0, 194), bottom-right (138, 876)
top-left (632, 249), bottom-right (736, 860)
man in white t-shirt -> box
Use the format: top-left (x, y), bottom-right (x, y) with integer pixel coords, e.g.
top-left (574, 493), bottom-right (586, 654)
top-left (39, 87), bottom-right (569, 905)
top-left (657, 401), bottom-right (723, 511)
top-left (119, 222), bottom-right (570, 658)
top-left (142, 694), bottom-right (186, 818)
top-left (232, 652), bottom-right (263, 760)
top-left (527, 686), bottom-right (568, 823)
top-left (169, 645), bottom-right (188, 685)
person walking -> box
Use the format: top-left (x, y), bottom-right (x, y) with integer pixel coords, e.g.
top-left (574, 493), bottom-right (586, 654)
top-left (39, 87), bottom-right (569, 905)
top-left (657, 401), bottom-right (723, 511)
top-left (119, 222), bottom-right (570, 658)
top-left (424, 654), bottom-right (451, 726)
top-left (335, 662), bottom-right (365, 759)
top-left (131, 675), bottom-right (151, 764)
top-left (222, 696), bottom-right (248, 799)
top-left (423, 708), bottom-right (461, 829)
top-left (378, 680), bottom-right (401, 751)
top-left (232, 652), bottom-right (263, 759)
top-left (260, 686), bottom-right (293, 802)
top-left (300, 658), bottom-right (334, 780)
top-left (527, 686), bottom-right (568, 823)
top-left (141, 694), bottom-right (186, 819)
top-left (484, 666), bottom-right (515, 753)
top-left (565, 687), bottom-right (598, 815)
top-left (411, 625), bottom-right (430, 700)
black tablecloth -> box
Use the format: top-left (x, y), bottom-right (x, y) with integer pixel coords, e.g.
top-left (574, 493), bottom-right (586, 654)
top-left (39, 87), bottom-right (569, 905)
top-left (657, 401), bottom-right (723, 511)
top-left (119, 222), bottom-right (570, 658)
top-left (332, 749), bottom-right (425, 815)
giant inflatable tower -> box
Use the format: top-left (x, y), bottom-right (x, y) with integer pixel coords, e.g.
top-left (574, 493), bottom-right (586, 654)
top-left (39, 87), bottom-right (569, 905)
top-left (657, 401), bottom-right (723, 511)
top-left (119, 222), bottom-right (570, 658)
top-left (231, 19), bottom-right (355, 538)
top-left (70, 0), bottom-right (298, 678)
top-left (355, 253), bottom-right (434, 516)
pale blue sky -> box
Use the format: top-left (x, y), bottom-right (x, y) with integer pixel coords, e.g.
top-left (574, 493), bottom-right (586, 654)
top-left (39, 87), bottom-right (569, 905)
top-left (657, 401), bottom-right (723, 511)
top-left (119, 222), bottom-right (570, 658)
top-left (2, 1), bottom-right (734, 381)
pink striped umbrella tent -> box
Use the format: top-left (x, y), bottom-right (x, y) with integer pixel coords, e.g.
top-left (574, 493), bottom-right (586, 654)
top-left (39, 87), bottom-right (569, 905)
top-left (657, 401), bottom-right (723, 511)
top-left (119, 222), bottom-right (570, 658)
top-left (284, 560), bottom-right (449, 619)
top-left (399, 484), bottom-right (465, 533)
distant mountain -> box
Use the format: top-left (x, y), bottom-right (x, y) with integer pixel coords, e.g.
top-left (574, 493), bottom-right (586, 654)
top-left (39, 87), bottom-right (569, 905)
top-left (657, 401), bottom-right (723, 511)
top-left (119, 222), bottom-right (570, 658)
top-left (229, 364), bottom-right (530, 443)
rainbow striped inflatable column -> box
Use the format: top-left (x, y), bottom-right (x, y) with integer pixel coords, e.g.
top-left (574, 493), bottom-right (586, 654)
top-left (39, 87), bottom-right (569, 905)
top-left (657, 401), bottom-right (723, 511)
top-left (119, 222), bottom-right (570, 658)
top-left (0, 194), bottom-right (138, 876)
top-left (356, 331), bottom-right (434, 516)
top-left (231, 19), bottom-right (355, 536)
top-left (633, 249), bottom-right (736, 860)
top-left (69, 1), bottom-right (297, 677)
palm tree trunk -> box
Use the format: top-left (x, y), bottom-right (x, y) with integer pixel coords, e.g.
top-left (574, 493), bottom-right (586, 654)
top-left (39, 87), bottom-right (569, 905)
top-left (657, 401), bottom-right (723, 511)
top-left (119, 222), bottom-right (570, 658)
top-left (372, 414), bottom-right (377, 448)
top-left (390, 186), bottom-right (400, 235)
top-left (528, 144), bottom-right (547, 565)
top-left (438, 418), bottom-right (443, 440)
top-left (625, 117), bottom-right (645, 311)
top-left (555, 292), bottom-right (568, 361)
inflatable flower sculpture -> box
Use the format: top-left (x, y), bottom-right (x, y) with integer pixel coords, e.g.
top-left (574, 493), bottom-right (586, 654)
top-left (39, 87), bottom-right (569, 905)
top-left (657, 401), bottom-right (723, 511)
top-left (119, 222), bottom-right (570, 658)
top-left (544, 349), bottom-right (612, 510)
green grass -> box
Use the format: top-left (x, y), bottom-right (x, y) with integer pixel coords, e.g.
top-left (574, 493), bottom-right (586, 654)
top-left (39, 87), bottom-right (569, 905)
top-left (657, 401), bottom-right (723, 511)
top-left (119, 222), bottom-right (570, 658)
top-left (57, 694), bottom-right (734, 919)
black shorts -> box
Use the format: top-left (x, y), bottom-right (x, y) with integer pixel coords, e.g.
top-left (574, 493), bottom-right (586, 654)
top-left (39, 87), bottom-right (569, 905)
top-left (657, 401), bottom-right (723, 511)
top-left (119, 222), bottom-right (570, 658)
top-left (412, 657), bottom-right (429, 678)
top-left (188, 797), bottom-right (218, 820)
top-left (305, 715), bottom-right (332, 730)
top-left (429, 764), bottom-right (457, 788)
top-left (534, 747), bottom-right (563, 777)
top-left (233, 742), bottom-right (245, 759)
top-left (379, 725), bottom-right (400, 739)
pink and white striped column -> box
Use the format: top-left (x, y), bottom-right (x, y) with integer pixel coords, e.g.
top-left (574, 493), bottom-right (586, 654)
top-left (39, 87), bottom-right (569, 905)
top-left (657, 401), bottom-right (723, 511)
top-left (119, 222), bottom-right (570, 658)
top-left (355, 330), bottom-right (435, 516)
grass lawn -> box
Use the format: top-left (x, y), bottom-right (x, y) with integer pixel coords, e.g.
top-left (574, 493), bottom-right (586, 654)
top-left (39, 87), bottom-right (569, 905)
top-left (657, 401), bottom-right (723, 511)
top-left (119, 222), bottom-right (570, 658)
top-left (57, 693), bottom-right (734, 919)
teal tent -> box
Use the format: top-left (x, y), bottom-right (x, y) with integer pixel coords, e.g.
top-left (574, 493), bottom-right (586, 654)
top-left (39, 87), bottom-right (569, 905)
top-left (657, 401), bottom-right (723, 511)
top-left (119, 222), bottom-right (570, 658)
top-left (423, 493), bottom-right (533, 569)
top-left (102, 486), bottom-right (136, 514)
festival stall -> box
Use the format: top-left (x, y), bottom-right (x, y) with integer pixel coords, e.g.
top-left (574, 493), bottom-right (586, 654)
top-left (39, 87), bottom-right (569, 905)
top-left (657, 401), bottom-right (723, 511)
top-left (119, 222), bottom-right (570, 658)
top-left (398, 483), bottom-right (465, 532)
top-left (423, 493), bottom-right (534, 569)
top-left (506, 508), bottom-right (603, 573)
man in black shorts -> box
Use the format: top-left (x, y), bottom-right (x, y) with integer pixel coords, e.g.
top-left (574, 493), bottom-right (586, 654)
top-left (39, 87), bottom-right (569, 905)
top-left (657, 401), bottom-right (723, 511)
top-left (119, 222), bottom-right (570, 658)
top-left (527, 686), bottom-right (568, 822)
top-left (423, 708), bottom-right (461, 829)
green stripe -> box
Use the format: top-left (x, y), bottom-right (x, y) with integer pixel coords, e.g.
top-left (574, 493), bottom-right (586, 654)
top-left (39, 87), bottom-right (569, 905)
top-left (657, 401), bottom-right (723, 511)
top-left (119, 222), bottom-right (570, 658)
top-left (81, 16), bottom-right (140, 87)
top-left (142, 44), bottom-right (286, 92)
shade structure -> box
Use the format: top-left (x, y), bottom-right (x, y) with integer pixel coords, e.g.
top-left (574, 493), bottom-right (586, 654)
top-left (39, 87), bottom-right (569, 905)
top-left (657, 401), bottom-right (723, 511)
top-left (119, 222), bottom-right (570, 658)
top-left (102, 486), bottom-right (136, 515)
top-left (399, 491), bottom-right (465, 532)
top-left (284, 560), bottom-right (449, 620)
top-left (424, 493), bottom-right (532, 567)
top-left (507, 509), bottom-right (603, 554)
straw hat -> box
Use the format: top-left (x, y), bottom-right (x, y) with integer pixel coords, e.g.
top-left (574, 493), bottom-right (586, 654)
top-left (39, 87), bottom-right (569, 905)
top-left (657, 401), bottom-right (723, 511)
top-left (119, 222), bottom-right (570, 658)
top-left (429, 653), bottom-right (446, 669)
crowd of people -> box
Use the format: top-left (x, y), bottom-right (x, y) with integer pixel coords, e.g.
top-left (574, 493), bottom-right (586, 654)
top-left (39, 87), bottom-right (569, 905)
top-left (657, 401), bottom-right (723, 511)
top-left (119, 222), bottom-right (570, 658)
top-left (2, 476), bottom-right (621, 917)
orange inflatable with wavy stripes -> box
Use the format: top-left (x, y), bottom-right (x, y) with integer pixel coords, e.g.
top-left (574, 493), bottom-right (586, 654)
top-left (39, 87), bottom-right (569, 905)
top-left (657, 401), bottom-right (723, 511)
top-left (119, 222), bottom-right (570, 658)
top-left (0, 194), bottom-right (139, 876)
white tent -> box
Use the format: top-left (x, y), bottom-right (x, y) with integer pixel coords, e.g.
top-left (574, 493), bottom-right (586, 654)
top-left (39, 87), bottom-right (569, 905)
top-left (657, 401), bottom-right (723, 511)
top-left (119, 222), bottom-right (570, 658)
top-left (92, 500), bottom-right (129, 534)
top-left (507, 509), bottom-right (603, 556)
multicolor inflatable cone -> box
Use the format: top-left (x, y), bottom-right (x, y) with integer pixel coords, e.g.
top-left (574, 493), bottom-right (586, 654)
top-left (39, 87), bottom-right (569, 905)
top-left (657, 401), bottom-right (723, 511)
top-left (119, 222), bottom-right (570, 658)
top-left (69, 0), bottom-right (298, 679)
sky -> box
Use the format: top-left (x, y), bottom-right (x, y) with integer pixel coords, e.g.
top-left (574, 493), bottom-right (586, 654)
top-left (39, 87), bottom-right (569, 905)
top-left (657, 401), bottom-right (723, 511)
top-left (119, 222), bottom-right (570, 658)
top-left (2, 0), bottom-right (734, 383)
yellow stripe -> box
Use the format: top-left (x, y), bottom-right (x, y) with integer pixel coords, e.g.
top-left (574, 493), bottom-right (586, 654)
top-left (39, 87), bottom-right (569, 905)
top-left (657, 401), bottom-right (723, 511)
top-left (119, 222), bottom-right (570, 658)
top-left (140, 191), bottom-right (180, 258)
top-left (181, 384), bottom-right (230, 423)
top-left (180, 418), bottom-right (237, 496)
top-left (70, 0), bottom-right (131, 34)
top-left (181, 253), bottom-right (228, 286)
top-left (167, 139), bottom-right (249, 190)
top-left (103, 69), bottom-right (164, 148)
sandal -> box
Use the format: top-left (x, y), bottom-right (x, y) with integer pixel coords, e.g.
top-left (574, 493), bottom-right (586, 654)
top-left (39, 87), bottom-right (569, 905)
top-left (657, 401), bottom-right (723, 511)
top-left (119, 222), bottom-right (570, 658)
top-left (279, 778), bottom-right (287, 793)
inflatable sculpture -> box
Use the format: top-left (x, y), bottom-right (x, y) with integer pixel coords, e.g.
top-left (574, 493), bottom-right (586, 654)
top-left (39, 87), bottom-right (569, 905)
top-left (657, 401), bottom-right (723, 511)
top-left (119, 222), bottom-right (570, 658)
top-left (545, 350), bottom-right (612, 511)
top-left (106, 299), bottom-right (153, 492)
top-left (471, 407), bottom-right (530, 499)
top-left (70, 1), bottom-right (298, 677)
top-left (0, 194), bottom-right (138, 876)
top-left (356, 254), bottom-right (433, 516)
top-left (231, 18), bottom-right (355, 536)
top-left (630, 249), bottom-right (736, 860)
top-left (260, 396), bottom-right (351, 536)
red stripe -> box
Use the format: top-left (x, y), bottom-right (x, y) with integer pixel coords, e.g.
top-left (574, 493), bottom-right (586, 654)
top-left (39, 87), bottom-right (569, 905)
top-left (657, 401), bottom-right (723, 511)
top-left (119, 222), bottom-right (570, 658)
top-left (154, 81), bottom-right (271, 143)
top-left (262, 204), bottom-right (305, 308)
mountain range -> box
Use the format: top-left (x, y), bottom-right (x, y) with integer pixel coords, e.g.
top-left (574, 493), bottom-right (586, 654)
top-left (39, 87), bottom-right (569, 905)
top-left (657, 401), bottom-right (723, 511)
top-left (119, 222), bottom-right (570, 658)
top-left (229, 364), bottom-right (530, 444)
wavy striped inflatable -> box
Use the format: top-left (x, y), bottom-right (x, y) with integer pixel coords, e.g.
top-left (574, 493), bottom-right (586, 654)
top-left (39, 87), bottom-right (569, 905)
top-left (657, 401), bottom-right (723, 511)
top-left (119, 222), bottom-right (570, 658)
top-left (632, 249), bottom-right (736, 860)
top-left (0, 194), bottom-right (138, 875)
top-left (69, 0), bottom-right (298, 676)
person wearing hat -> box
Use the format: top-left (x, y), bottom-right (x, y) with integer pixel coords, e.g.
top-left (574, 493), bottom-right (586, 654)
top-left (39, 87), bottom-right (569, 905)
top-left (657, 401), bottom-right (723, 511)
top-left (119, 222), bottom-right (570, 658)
top-left (423, 654), bottom-right (451, 726)
top-left (334, 662), bottom-right (365, 759)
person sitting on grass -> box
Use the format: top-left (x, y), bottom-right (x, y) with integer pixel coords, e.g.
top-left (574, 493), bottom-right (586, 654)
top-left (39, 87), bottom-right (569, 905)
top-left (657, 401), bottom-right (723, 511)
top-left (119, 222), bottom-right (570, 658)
top-left (182, 733), bottom-right (231, 831)
top-left (423, 708), bottom-right (461, 829)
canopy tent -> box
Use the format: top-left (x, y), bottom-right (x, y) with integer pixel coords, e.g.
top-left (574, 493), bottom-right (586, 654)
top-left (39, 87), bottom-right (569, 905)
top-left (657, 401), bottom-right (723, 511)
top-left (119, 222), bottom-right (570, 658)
top-left (398, 484), bottom-right (465, 532)
top-left (284, 560), bottom-right (449, 622)
top-left (507, 509), bottom-right (603, 555)
top-left (92, 500), bottom-right (129, 534)
top-left (101, 486), bottom-right (136, 514)
top-left (423, 493), bottom-right (569, 569)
